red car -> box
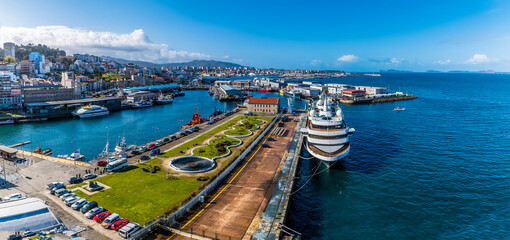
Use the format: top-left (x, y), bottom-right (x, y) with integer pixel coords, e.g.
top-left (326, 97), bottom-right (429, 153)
top-left (97, 160), bottom-right (107, 166)
top-left (147, 143), bottom-right (156, 149)
top-left (111, 218), bottom-right (130, 231)
top-left (93, 211), bottom-right (111, 223)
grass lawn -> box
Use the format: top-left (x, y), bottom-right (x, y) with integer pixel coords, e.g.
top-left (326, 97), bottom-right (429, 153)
top-left (224, 119), bottom-right (265, 136)
top-left (68, 182), bottom-right (86, 189)
top-left (194, 137), bottom-right (241, 159)
top-left (75, 158), bottom-right (201, 225)
top-left (75, 115), bottom-right (274, 225)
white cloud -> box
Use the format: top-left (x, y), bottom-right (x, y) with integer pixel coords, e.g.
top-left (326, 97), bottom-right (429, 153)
top-left (434, 59), bottom-right (451, 65)
top-left (337, 54), bottom-right (359, 63)
top-left (310, 59), bottom-right (322, 66)
top-left (0, 25), bottom-right (210, 63)
top-left (466, 54), bottom-right (497, 64)
top-left (389, 57), bottom-right (402, 64)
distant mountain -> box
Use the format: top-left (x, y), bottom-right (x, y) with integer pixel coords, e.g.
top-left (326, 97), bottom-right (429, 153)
top-left (103, 56), bottom-right (244, 68)
top-left (379, 69), bottom-right (414, 73)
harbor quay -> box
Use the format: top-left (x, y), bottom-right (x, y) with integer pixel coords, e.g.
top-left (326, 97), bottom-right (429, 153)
top-left (142, 113), bottom-right (303, 240)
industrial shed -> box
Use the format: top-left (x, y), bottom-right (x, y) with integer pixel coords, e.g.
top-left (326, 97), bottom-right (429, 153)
top-left (0, 198), bottom-right (62, 231)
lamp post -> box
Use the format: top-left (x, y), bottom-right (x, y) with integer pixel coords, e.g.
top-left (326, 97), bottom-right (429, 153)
top-left (152, 127), bottom-right (159, 141)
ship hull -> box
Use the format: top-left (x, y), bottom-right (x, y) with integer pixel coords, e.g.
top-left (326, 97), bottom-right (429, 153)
top-left (73, 111), bottom-right (109, 118)
top-left (305, 141), bottom-right (350, 167)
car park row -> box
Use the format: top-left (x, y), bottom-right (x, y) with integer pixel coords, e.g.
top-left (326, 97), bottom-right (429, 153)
top-left (46, 182), bottom-right (141, 238)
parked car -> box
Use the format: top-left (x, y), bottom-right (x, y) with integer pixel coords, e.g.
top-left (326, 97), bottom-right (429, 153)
top-left (262, 144), bottom-right (271, 148)
top-left (55, 189), bottom-right (71, 197)
top-left (130, 150), bottom-right (140, 155)
top-left (60, 192), bottom-right (77, 200)
top-left (111, 218), bottom-right (130, 231)
top-left (69, 177), bottom-right (83, 184)
top-left (84, 173), bottom-right (97, 180)
top-left (267, 137), bottom-right (276, 141)
top-left (94, 211), bottom-right (111, 223)
top-left (150, 148), bottom-right (160, 156)
top-left (4, 193), bottom-right (22, 201)
top-left (156, 140), bottom-right (164, 145)
top-left (85, 207), bottom-right (105, 219)
top-left (147, 143), bottom-right (156, 149)
top-left (118, 223), bottom-right (141, 238)
top-left (170, 135), bottom-right (177, 140)
top-left (72, 199), bottom-right (88, 210)
top-left (140, 155), bottom-right (150, 161)
top-left (64, 196), bottom-right (79, 206)
top-left (101, 213), bottom-right (120, 228)
top-left (50, 184), bottom-right (66, 194)
top-left (163, 137), bottom-right (170, 142)
top-left (22, 231), bottom-right (36, 237)
top-left (7, 234), bottom-right (22, 240)
top-left (278, 122), bottom-right (285, 127)
top-left (138, 145), bottom-right (147, 151)
top-left (46, 182), bottom-right (64, 189)
top-left (97, 160), bottom-right (108, 166)
top-left (81, 201), bottom-right (98, 213)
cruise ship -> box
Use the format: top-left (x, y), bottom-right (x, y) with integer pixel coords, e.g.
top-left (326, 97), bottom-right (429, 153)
top-left (72, 105), bottom-right (109, 118)
top-left (305, 93), bottom-right (355, 166)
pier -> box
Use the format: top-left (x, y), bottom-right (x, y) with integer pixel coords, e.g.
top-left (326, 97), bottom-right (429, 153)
top-left (8, 141), bottom-right (31, 148)
top-left (336, 94), bottom-right (418, 104)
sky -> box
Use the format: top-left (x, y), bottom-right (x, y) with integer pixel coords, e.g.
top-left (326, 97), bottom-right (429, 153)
top-left (1, 0), bottom-right (510, 72)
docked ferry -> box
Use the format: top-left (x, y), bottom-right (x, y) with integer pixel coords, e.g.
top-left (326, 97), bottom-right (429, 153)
top-left (72, 105), bottom-right (109, 118)
top-left (305, 93), bottom-right (355, 167)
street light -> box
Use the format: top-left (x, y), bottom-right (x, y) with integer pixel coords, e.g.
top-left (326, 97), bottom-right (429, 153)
top-left (152, 127), bottom-right (159, 141)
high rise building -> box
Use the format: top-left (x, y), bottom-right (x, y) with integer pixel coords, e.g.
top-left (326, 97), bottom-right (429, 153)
top-left (29, 52), bottom-right (46, 74)
top-left (0, 71), bottom-right (22, 110)
top-left (3, 42), bottom-right (15, 58)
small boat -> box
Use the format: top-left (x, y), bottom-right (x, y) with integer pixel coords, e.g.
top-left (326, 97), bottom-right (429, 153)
top-left (0, 119), bottom-right (14, 125)
top-left (260, 88), bottom-right (272, 92)
top-left (132, 100), bottom-right (153, 108)
top-left (156, 95), bottom-right (174, 105)
top-left (34, 146), bottom-right (43, 154)
top-left (42, 148), bottom-right (52, 155)
top-left (394, 107), bottom-right (406, 111)
top-left (114, 137), bottom-right (128, 153)
top-left (279, 90), bottom-right (284, 95)
top-left (182, 107), bottom-right (206, 128)
top-left (63, 149), bottom-right (85, 161)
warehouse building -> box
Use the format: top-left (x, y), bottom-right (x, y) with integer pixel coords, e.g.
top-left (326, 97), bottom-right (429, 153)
top-left (0, 198), bottom-right (62, 231)
top-left (247, 97), bottom-right (280, 114)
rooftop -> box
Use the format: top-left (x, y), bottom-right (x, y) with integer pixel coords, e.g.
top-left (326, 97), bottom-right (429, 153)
top-left (26, 96), bottom-right (121, 107)
top-left (0, 198), bottom-right (61, 231)
top-left (0, 145), bottom-right (18, 154)
top-left (248, 97), bottom-right (279, 105)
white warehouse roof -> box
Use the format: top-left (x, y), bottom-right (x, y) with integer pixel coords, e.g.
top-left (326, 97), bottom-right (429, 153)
top-left (0, 198), bottom-right (61, 231)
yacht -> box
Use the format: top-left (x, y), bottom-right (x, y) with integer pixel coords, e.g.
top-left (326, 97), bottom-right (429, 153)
top-left (59, 149), bottom-right (85, 161)
top-left (155, 95), bottom-right (174, 105)
top-left (72, 105), bottom-right (109, 118)
top-left (305, 93), bottom-right (355, 167)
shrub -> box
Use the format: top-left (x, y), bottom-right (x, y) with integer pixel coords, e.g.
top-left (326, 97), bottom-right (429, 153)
top-left (197, 176), bottom-right (209, 181)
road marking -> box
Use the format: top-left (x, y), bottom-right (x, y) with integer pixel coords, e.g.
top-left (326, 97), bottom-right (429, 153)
top-left (167, 136), bottom-right (269, 240)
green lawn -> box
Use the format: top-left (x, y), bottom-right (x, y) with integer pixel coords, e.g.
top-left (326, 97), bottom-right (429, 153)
top-left (75, 115), bottom-right (274, 225)
top-left (75, 158), bottom-right (201, 224)
top-left (194, 137), bottom-right (241, 159)
top-left (224, 119), bottom-right (265, 136)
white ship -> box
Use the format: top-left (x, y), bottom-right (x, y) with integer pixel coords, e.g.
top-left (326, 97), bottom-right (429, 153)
top-left (72, 105), bottom-right (109, 118)
top-left (305, 93), bottom-right (355, 167)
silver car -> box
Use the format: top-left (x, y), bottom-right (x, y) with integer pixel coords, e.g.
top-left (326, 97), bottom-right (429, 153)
top-left (85, 207), bottom-right (104, 219)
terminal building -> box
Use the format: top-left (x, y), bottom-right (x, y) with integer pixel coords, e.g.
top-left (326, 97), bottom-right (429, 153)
top-left (25, 97), bottom-right (123, 118)
top-left (247, 97), bottom-right (280, 114)
top-left (22, 85), bottom-right (75, 104)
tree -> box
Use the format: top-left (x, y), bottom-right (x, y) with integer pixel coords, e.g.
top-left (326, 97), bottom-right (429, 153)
top-left (4, 56), bottom-right (16, 63)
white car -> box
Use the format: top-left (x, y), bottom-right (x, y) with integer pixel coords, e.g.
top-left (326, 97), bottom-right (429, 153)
top-left (60, 192), bottom-right (77, 200)
top-left (4, 193), bottom-right (23, 201)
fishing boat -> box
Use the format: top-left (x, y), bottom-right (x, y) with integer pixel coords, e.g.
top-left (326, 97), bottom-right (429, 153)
top-left (114, 137), bottom-right (128, 153)
top-left (132, 100), bottom-right (153, 108)
top-left (209, 107), bottom-right (224, 119)
top-left (394, 107), bottom-right (406, 111)
top-left (155, 95), bottom-right (174, 105)
top-left (260, 88), bottom-right (273, 92)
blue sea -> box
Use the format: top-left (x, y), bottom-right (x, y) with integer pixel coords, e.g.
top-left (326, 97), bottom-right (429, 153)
top-left (0, 73), bottom-right (508, 239)
top-left (286, 73), bottom-right (510, 239)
